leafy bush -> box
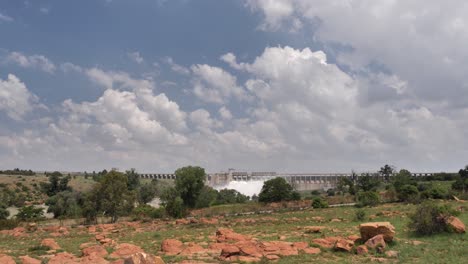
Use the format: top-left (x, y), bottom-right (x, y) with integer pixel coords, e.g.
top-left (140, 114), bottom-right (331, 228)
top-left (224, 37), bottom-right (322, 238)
top-left (409, 202), bottom-right (459, 235)
top-left (0, 207), bottom-right (9, 220)
top-left (160, 187), bottom-right (187, 218)
top-left (421, 186), bottom-right (448, 200)
top-left (312, 197), bottom-right (329, 208)
top-left (259, 177), bottom-right (296, 203)
top-left (195, 186), bottom-right (218, 208)
top-left (132, 204), bottom-right (165, 220)
top-left (327, 189), bottom-right (336, 196)
top-left (355, 209), bottom-right (366, 221)
top-left (15, 206), bottom-right (44, 221)
top-left (397, 184), bottom-right (420, 203)
top-left (356, 191), bottom-right (380, 207)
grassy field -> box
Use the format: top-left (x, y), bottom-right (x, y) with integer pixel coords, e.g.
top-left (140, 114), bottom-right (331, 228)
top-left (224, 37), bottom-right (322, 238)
top-left (0, 200), bottom-right (466, 263)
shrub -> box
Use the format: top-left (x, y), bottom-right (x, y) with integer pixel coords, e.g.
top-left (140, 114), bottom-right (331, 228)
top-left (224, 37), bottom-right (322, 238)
top-left (0, 219), bottom-right (19, 230)
top-left (15, 205), bottom-right (44, 221)
top-left (397, 184), bottom-right (420, 203)
top-left (356, 191), bottom-right (380, 207)
top-left (132, 205), bottom-right (165, 220)
top-left (0, 207), bottom-right (9, 220)
top-left (327, 189), bottom-right (336, 196)
top-left (312, 197), bottom-right (329, 208)
top-left (355, 209), bottom-right (366, 221)
top-left (421, 186), bottom-right (448, 199)
top-left (409, 202), bottom-right (459, 235)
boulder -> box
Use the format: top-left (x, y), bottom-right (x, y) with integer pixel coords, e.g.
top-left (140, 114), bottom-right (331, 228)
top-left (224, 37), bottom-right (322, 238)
top-left (216, 228), bottom-right (249, 242)
top-left (445, 216), bottom-right (466, 233)
top-left (312, 237), bottom-right (340, 249)
top-left (20, 255), bottom-right (41, 264)
top-left (123, 253), bottom-right (165, 264)
top-left (82, 245), bottom-right (108, 258)
top-left (359, 222), bottom-right (395, 242)
top-left (334, 239), bottom-right (354, 252)
top-left (110, 243), bottom-right (144, 259)
top-left (41, 238), bottom-right (61, 250)
top-left (179, 243), bottom-right (205, 256)
top-left (219, 244), bottom-right (240, 257)
top-left (80, 255), bottom-right (109, 264)
top-left (236, 240), bottom-right (263, 258)
top-left (356, 245), bottom-right (368, 255)
top-left (48, 252), bottom-right (80, 264)
top-left (365, 234), bottom-right (386, 249)
top-left (0, 254), bottom-right (16, 264)
top-left (161, 239), bottom-right (184, 255)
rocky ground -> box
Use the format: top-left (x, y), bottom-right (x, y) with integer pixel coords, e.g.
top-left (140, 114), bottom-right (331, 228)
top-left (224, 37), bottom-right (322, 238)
top-left (0, 201), bottom-right (466, 263)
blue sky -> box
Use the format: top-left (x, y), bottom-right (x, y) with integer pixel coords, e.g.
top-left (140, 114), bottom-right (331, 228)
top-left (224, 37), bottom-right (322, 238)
top-left (1, 0), bottom-right (468, 173)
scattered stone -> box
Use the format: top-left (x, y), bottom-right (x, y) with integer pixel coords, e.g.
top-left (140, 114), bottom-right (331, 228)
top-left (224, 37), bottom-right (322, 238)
top-left (385, 250), bottom-right (399, 258)
top-left (410, 240), bottom-right (424, 246)
top-left (180, 243), bottom-right (205, 256)
top-left (80, 254), bottom-right (109, 264)
top-left (330, 218), bottom-right (342, 222)
top-left (334, 239), bottom-right (354, 252)
top-left (312, 237), bottom-right (340, 249)
top-left (303, 248), bottom-right (321, 254)
top-left (82, 245), bottom-right (108, 258)
top-left (20, 255), bottom-right (41, 264)
top-left (110, 243), bottom-right (144, 259)
top-left (216, 228), bottom-right (249, 242)
top-left (41, 238), bottom-right (61, 250)
top-left (161, 239), bottom-right (184, 255)
top-left (359, 222), bottom-right (395, 242)
top-left (48, 252), bottom-right (79, 264)
top-left (219, 244), bottom-right (240, 257)
top-left (200, 218), bottom-right (218, 225)
top-left (123, 253), bottom-right (165, 264)
top-left (176, 219), bottom-right (190, 225)
top-left (0, 254), bottom-right (16, 264)
top-left (445, 216), bottom-right (466, 233)
top-left (347, 235), bottom-right (361, 243)
top-left (371, 257), bottom-right (387, 262)
top-left (365, 234), bottom-right (386, 249)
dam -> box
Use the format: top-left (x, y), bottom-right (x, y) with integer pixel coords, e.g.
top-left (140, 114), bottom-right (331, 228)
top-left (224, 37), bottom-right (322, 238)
top-left (139, 169), bottom-right (437, 191)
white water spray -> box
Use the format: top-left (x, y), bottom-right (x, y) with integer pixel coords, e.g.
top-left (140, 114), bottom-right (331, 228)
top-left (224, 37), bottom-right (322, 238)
top-left (215, 180), bottom-right (265, 197)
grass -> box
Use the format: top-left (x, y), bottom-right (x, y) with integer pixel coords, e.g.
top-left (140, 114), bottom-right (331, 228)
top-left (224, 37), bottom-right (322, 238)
top-left (0, 200), bottom-right (466, 263)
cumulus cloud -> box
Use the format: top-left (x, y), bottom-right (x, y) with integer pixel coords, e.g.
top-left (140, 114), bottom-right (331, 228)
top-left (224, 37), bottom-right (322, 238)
top-left (191, 64), bottom-right (249, 104)
top-left (165, 57), bottom-right (190, 75)
top-left (0, 74), bottom-right (43, 120)
top-left (5, 51), bottom-right (56, 73)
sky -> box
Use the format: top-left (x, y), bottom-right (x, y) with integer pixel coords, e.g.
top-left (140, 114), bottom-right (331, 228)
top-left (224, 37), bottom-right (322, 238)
top-left (1, 0), bottom-right (468, 173)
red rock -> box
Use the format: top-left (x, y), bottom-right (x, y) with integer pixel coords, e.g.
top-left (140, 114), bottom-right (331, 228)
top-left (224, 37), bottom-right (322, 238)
top-left (385, 250), bottom-right (399, 258)
top-left (0, 254), bottom-right (16, 264)
top-left (48, 252), bottom-right (80, 264)
top-left (445, 216), bottom-right (466, 233)
top-left (231, 256), bottom-right (261, 263)
top-left (260, 241), bottom-right (298, 256)
top-left (334, 239), bottom-right (354, 252)
top-left (80, 254), bottom-right (109, 264)
top-left (312, 237), bottom-right (340, 249)
top-left (82, 245), bottom-right (108, 258)
top-left (123, 253), bottom-right (165, 264)
top-left (303, 247), bottom-right (321, 254)
top-left (20, 255), bottom-right (41, 264)
top-left (200, 218), bottom-right (218, 225)
top-left (219, 244), bottom-right (240, 257)
top-left (365, 234), bottom-right (386, 249)
top-left (292, 242), bottom-right (308, 250)
top-left (88, 226), bottom-right (96, 233)
top-left (347, 235), bottom-right (361, 243)
top-left (216, 228), bottom-right (249, 242)
top-left (180, 243), bottom-right (205, 256)
top-left (359, 222), bottom-right (395, 242)
top-left (265, 254), bottom-right (280, 260)
top-left (161, 239), bottom-right (184, 255)
top-left (95, 234), bottom-right (106, 241)
top-left (110, 243), bottom-right (144, 259)
top-left (356, 245), bottom-right (368, 255)
top-left (41, 238), bottom-right (61, 250)
top-left (235, 240), bottom-right (263, 257)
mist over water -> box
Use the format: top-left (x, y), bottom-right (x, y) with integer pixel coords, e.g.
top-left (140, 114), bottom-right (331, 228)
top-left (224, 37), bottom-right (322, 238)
top-left (215, 180), bottom-right (265, 197)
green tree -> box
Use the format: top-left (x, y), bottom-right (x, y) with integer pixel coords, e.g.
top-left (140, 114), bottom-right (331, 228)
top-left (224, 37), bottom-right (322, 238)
top-left (46, 191), bottom-right (82, 219)
top-left (397, 184), bottom-right (420, 203)
top-left (258, 177), bottom-right (295, 203)
top-left (137, 182), bottom-right (159, 204)
top-left (195, 186), bottom-right (218, 208)
top-left (160, 187), bottom-right (186, 218)
top-left (126, 168), bottom-right (140, 191)
top-left (452, 165), bottom-right (468, 193)
top-left (94, 170), bottom-right (136, 223)
top-left (174, 166), bottom-right (206, 208)
top-left (356, 191), bottom-right (380, 207)
top-left (379, 164), bottom-right (395, 182)
top-left (41, 171), bottom-right (71, 196)
top-left (356, 173), bottom-right (381, 192)
top-left (337, 177), bottom-right (355, 195)
top-left (392, 169), bottom-right (415, 192)
top-left (215, 189), bottom-right (249, 205)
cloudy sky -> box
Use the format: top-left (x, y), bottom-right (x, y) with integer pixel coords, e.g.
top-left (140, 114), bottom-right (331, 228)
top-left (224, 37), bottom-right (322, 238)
top-left (1, 0), bottom-right (467, 173)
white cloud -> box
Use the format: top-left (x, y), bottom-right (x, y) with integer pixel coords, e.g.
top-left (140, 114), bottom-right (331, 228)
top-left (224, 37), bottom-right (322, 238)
top-left (191, 64), bottom-right (249, 104)
top-left (0, 12), bottom-right (13, 23)
top-left (39, 7), bottom-right (49, 14)
top-left (219, 106), bottom-right (233, 120)
top-left (0, 74), bottom-right (42, 120)
top-left (127, 51), bottom-right (144, 64)
top-left (60, 62), bottom-right (83, 73)
top-left (6, 51), bottom-right (56, 73)
top-left (165, 57), bottom-right (190, 75)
